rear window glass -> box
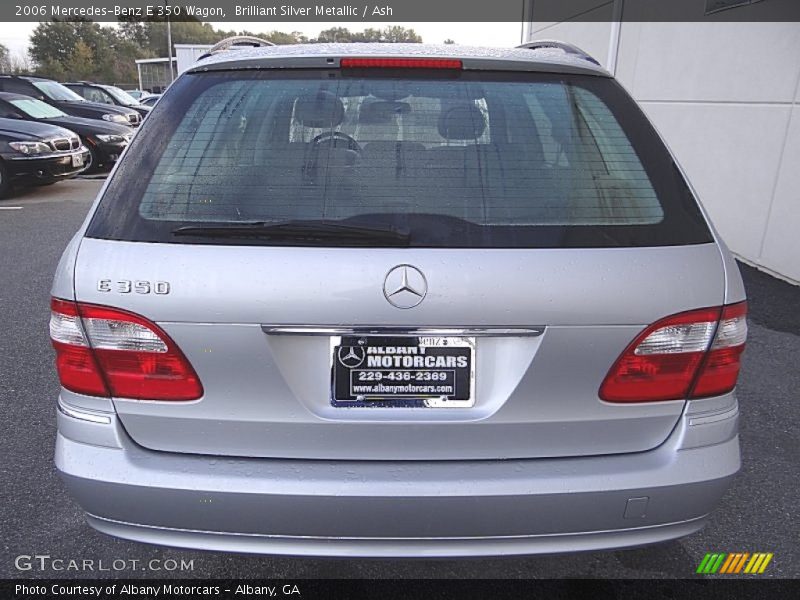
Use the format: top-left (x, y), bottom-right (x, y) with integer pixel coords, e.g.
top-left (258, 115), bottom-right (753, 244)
top-left (87, 70), bottom-right (711, 248)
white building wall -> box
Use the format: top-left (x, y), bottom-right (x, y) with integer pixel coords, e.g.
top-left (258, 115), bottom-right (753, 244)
top-left (529, 20), bottom-right (800, 284)
top-left (174, 44), bottom-right (213, 74)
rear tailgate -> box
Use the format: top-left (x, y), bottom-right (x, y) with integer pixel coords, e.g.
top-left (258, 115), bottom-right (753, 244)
top-left (73, 239), bottom-right (723, 460)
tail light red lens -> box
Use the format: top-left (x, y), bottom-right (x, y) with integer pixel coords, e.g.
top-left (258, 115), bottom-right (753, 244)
top-left (340, 58), bottom-right (463, 69)
top-left (599, 302), bottom-right (747, 403)
top-left (50, 298), bottom-right (203, 401)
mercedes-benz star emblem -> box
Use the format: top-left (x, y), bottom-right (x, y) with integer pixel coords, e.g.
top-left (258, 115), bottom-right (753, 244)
top-left (338, 346), bottom-right (366, 368)
top-left (383, 265), bottom-right (427, 309)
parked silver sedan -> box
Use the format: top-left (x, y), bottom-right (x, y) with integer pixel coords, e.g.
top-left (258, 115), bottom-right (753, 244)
top-left (50, 41), bottom-right (746, 556)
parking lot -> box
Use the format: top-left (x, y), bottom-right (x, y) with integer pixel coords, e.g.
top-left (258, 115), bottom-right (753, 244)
top-left (1, 179), bottom-right (798, 579)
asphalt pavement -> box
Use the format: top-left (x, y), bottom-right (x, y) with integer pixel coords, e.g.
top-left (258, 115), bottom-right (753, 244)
top-left (1, 179), bottom-right (797, 579)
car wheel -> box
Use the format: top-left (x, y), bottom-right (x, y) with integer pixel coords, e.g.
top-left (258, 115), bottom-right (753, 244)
top-left (83, 143), bottom-right (100, 174)
top-left (0, 161), bottom-right (11, 199)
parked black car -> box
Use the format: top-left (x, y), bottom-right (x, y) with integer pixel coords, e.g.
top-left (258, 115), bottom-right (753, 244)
top-left (65, 82), bottom-right (152, 118)
top-left (0, 93), bottom-right (133, 172)
top-left (0, 117), bottom-right (90, 197)
top-left (0, 75), bottom-right (142, 127)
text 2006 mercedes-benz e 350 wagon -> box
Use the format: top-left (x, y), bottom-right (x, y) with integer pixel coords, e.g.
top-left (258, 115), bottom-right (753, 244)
top-left (50, 40), bottom-right (746, 556)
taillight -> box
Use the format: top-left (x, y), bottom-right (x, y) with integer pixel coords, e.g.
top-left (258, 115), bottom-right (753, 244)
top-left (340, 58), bottom-right (463, 69)
top-left (49, 299), bottom-right (109, 397)
top-left (599, 302), bottom-right (747, 403)
top-left (50, 298), bottom-right (203, 401)
top-left (690, 302), bottom-right (748, 398)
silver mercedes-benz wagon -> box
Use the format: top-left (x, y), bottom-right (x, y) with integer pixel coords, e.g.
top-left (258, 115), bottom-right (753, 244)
top-left (50, 40), bottom-right (746, 556)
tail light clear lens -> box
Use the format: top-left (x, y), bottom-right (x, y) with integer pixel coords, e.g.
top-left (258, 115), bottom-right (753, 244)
top-left (690, 302), bottom-right (748, 398)
top-left (50, 298), bottom-right (203, 401)
top-left (599, 302), bottom-right (747, 403)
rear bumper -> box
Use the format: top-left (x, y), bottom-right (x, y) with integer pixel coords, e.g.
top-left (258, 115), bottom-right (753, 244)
top-left (55, 395), bottom-right (740, 557)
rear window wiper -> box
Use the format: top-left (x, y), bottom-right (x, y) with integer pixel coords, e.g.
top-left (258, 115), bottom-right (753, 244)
top-left (171, 219), bottom-right (411, 244)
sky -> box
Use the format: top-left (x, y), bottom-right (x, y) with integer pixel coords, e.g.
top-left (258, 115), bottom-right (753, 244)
top-left (0, 21), bottom-right (525, 59)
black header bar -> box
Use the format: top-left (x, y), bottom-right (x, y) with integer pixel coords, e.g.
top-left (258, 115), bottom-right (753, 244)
top-left (4, 0), bottom-right (800, 23)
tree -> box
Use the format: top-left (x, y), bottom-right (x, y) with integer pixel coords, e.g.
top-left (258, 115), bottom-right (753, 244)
top-left (315, 27), bottom-right (355, 43)
top-left (314, 26), bottom-right (422, 44)
top-left (378, 26), bottom-right (422, 43)
top-left (0, 44), bottom-right (31, 73)
top-left (29, 19), bottom-right (145, 83)
top-left (25, 20), bottom-right (424, 86)
top-left (30, 20), bottom-right (110, 68)
top-left (118, 19), bottom-right (220, 56)
top-left (354, 28), bottom-right (384, 42)
top-left (258, 30), bottom-right (309, 45)
top-left (64, 40), bottom-right (95, 80)
top-left (13, 53), bottom-right (34, 74)
top-left (104, 38), bottom-right (146, 83)
top-left (35, 58), bottom-right (67, 81)
top-left (117, 20), bottom-right (150, 50)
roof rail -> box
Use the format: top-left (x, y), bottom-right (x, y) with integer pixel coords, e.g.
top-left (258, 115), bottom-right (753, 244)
top-left (517, 40), bottom-right (601, 66)
top-left (198, 36), bottom-right (275, 61)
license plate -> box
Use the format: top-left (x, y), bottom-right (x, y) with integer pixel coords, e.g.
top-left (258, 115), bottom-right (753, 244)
top-left (331, 336), bottom-right (475, 407)
top-left (71, 154), bottom-right (84, 167)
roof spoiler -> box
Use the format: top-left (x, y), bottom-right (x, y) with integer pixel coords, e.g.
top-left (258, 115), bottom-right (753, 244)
top-left (516, 40), bottom-right (601, 66)
top-left (198, 36), bottom-right (275, 61)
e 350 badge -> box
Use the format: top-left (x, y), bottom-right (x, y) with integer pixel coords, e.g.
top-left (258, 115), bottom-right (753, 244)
top-left (97, 279), bottom-right (171, 295)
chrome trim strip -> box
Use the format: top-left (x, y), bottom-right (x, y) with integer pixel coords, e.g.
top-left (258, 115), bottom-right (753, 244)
top-left (57, 397), bottom-right (112, 425)
top-left (262, 325), bottom-right (545, 337)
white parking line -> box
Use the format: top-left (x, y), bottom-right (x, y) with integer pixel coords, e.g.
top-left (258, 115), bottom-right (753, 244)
top-left (0, 206), bottom-right (23, 210)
